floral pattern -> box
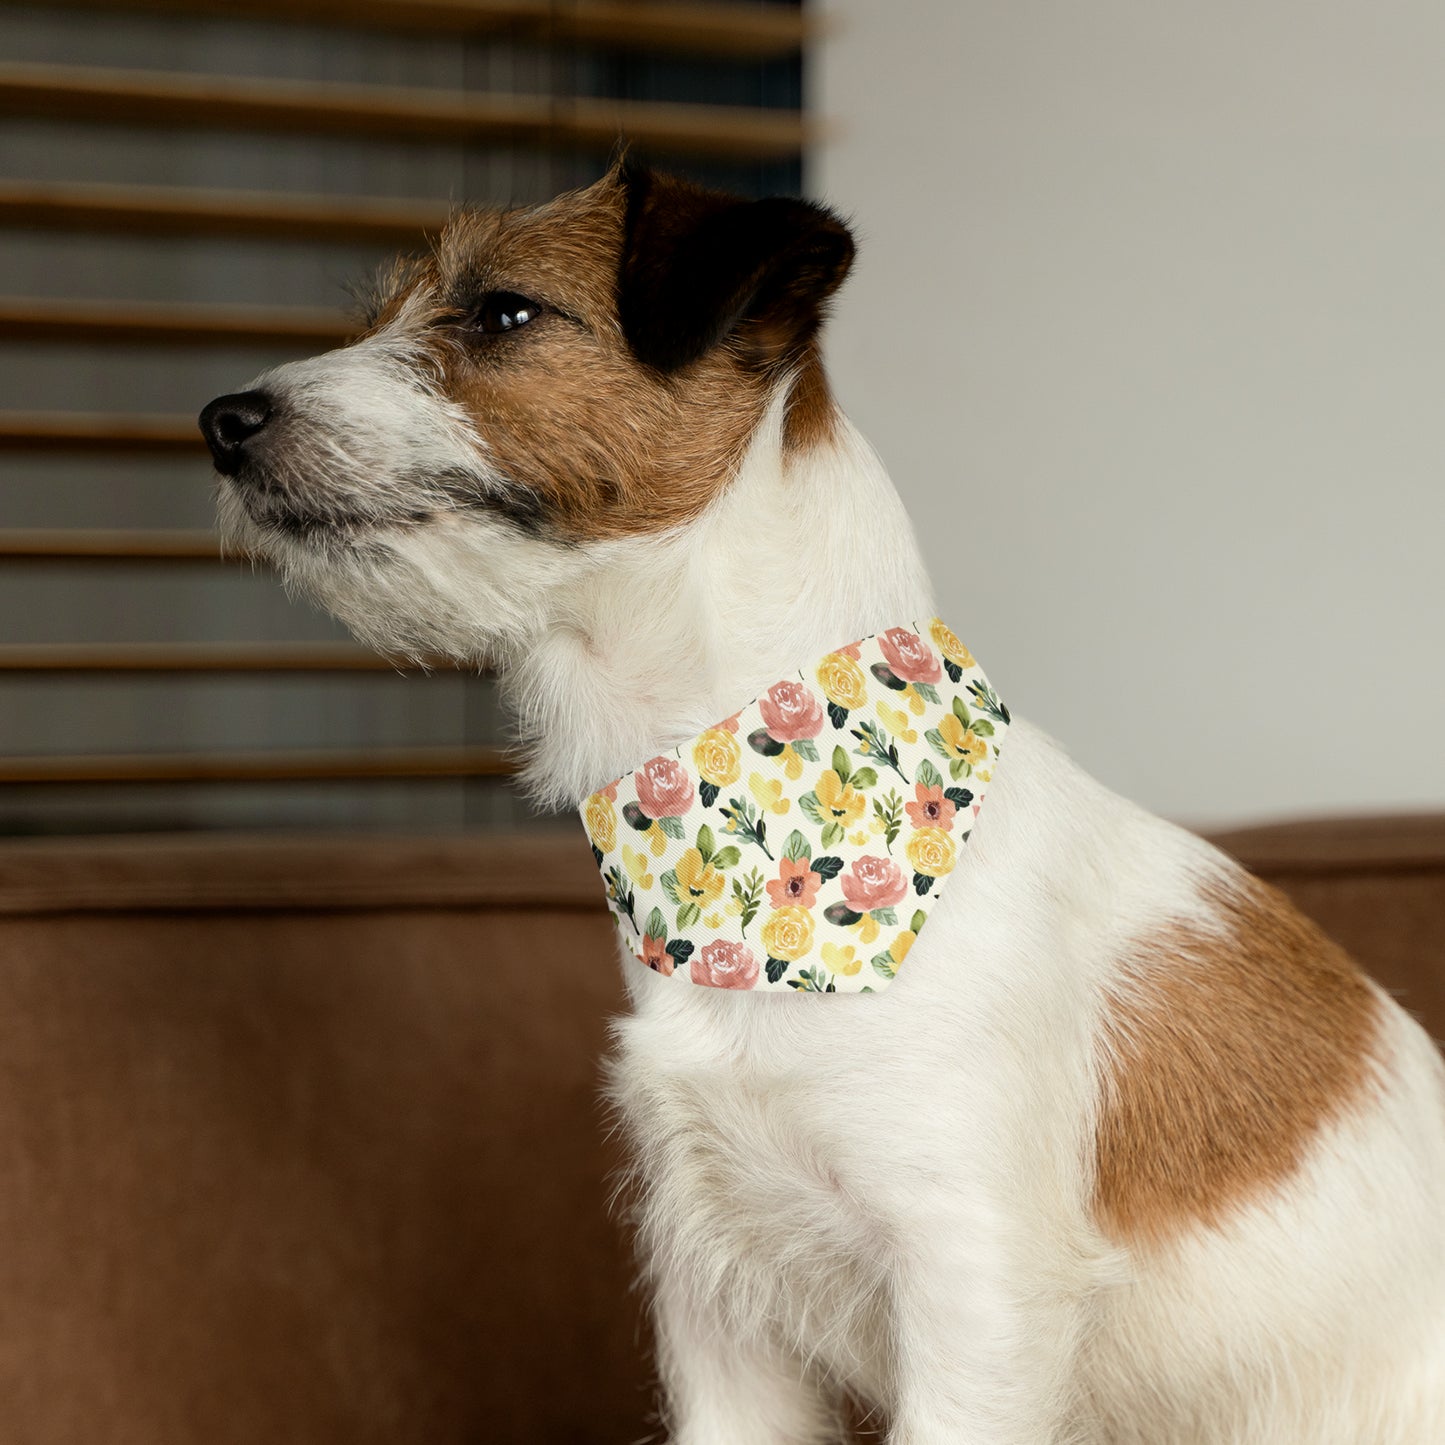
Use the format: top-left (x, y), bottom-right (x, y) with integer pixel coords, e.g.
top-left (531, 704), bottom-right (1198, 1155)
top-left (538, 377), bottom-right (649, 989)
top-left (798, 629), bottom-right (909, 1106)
top-left (582, 620), bottom-right (1009, 994)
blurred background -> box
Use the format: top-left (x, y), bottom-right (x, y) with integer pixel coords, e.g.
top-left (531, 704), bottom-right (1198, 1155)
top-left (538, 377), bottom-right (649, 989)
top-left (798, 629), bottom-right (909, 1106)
top-left (0, 5), bottom-right (1442, 1443)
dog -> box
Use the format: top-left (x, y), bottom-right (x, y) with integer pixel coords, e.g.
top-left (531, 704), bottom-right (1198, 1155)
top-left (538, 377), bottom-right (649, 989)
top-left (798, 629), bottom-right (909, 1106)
top-left (200, 162), bottom-right (1445, 1444)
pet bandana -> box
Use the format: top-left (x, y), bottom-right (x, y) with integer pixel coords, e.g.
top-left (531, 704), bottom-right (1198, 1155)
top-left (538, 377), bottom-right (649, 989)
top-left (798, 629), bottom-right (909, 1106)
top-left (581, 619), bottom-right (1009, 994)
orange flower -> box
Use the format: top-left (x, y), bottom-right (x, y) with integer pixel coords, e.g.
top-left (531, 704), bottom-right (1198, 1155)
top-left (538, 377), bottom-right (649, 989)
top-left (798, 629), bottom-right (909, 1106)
top-left (766, 856), bottom-right (820, 909)
top-left (905, 783), bottom-right (956, 832)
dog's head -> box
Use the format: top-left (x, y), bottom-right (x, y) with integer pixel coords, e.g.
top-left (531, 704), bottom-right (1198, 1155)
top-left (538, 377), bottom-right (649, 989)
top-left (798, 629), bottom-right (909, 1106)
top-left (200, 163), bottom-right (854, 661)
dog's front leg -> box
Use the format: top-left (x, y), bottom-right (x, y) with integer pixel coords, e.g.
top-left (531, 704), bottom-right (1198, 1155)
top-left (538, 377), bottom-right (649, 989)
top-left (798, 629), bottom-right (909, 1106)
top-left (652, 1273), bottom-right (844, 1445)
top-left (883, 1210), bottom-right (1093, 1445)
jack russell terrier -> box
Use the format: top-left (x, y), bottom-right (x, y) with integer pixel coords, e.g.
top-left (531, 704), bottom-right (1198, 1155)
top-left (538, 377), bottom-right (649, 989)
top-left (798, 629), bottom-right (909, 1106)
top-left (200, 162), bottom-right (1445, 1444)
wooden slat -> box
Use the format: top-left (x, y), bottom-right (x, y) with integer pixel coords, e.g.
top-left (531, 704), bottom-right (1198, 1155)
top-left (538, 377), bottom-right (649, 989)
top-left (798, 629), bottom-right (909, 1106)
top-left (0, 529), bottom-right (227, 561)
top-left (0, 296), bottom-right (353, 348)
top-left (0, 180), bottom-right (448, 245)
top-left (0, 412), bottom-right (202, 452)
top-left (0, 62), bottom-right (811, 161)
top-left (0, 0), bottom-right (810, 58)
top-left (0, 744), bottom-right (513, 783)
top-left (0, 643), bottom-right (417, 673)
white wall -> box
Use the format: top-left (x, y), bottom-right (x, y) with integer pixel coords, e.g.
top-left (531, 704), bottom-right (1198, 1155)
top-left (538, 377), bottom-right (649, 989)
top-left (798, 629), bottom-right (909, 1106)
top-left (813, 1), bottom-right (1445, 827)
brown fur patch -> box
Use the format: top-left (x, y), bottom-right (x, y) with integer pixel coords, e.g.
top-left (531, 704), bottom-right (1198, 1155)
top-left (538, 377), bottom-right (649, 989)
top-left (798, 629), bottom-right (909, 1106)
top-left (1093, 873), bottom-right (1381, 1247)
top-left (366, 172), bottom-right (839, 542)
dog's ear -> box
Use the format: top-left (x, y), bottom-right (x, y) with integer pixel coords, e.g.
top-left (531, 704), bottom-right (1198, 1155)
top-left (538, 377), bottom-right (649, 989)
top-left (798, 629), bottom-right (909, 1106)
top-left (617, 162), bottom-right (855, 374)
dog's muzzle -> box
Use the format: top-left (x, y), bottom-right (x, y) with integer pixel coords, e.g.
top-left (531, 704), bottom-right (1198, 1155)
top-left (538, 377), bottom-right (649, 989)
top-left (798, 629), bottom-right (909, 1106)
top-left (199, 390), bottom-right (273, 476)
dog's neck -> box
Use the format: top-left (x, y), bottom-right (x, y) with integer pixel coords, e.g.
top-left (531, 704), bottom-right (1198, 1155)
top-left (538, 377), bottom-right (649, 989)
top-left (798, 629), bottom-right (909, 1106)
top-left (501, 392), bottom-right (936, 809)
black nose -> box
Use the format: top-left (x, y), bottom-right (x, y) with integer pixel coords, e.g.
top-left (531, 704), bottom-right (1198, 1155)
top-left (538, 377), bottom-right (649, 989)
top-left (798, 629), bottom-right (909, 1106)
top-left (199, 390), bottom-right (272, 475)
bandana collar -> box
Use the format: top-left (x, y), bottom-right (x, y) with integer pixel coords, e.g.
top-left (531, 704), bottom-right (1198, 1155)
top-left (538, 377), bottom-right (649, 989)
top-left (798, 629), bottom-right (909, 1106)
top-left (581, 619), bottom-right (1009, 994)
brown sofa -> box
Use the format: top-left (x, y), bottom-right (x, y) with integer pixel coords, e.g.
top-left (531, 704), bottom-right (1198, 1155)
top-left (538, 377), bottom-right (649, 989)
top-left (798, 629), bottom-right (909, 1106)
top-left (0, 817), bottom-right (1440, 1443)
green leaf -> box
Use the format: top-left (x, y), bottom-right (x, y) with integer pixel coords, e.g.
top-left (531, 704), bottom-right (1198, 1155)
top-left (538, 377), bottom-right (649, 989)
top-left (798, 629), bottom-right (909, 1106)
top-left (711, 846), bottom-right (741, 870)
top-left (791, 737), bottom-right (820, 762)
top-left (665, 938), bottom-right (693, 965)
top-left (910, 910), bottom-right (927, 934)
top-left (849, 766), bottom-right (878, 789)
top-left (913, 681), bottom-right (941, 705)
top-left (832, 745), bottom-right (851, 783)
top-left (916, 758), bottom-right (943, 789)
top-left (869, 906), bottom-right (898, 927)
top-left (811, 855), bottom-right (844, 880)
top-left (820, 821), bottom-right (845, 849)
top-left (925, 727), bottom-right (948, 760)
top-left (659, 814), bottom-right (685, 839)
top-left (913, 872), bottom-right (935, 896)
top-left (765, 957), bottom-right (789, 984)
top-left (676, 902), bottom-right (701, 930)
top-left (971, 718), bottom-right (995, 737)
top-left (943, 659), bottom-right (963, 683)
top-left (696, 824), bottom-right (715, 863)
top-left (699, 780), bottom-right (720, 808)
top-left (870, 661), bottom-right (906, 691)
top-left (871, 951), bottom-right (897, 979)
top-left (944, 787), bottom-right (973, 809)
top-left (950, 758), bottom-right (969, 781)
top-left (644, 907), bottom-right (667, 941)
top-left (783, 829), bottom-right (812, 861)
top-left (799, 791), bottom-right (825, 825)
top-left (622, 802), bottom-right (652, 831)
top-left (823, 902), bottom-right (863, 927)
top-left (660, 870), bottom-right (680, 905)
top-left (952, 696), bottom-right (971, 724)
top-left (827, 701), bottom-right (849, 729)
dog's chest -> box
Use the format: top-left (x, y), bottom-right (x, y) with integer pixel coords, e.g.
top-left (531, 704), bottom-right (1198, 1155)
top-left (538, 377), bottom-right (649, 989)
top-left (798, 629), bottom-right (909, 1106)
top-left (612, 990), bottom-right (896, 1387)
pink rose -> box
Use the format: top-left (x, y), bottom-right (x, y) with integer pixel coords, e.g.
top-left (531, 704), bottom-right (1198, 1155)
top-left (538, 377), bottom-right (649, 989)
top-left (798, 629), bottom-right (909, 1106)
top-left (691, 940), bottom-right (760, 990)
top-left (840, 855), bottom-right (908, 913)
top-left (758, 681), bottom-right (825, 743)
top-left (878, 627), bottom-right (941, 684)
top-left (635, 756), bottom-right (695, 819)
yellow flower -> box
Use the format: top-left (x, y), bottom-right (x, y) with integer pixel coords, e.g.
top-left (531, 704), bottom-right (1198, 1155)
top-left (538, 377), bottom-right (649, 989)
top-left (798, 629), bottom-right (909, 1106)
top-left (761, 905), bottom-right (814, 962)
top-left (890, 929), bottom-right (917, 966)
top-left (876, 699), bottom-right (918, 744)
top-left (853, 913), bottom-right (881, 945)
top-left (704, 912), bottom-right (723, 929)
top-left (938, 712), bottom-right (988, 767)
top-left (816, 652), bottom-right (866, 710)
top-left (648, 822), bottom-right (668, 856)
top-left (693, 727), bottom-right (741, 787)
top-left (930, 618), bottom-right (976, 669)
top-left (674, 847), bottom-right (726, 908)
top-left (906, 686), bottom-right (926, 716)
top-left (977, 767), bottom-right (993, 784)
top-left (749, 772), bottom-right (791, 815)
top-left (849, 830), bottom-right (870, 846)
top-left (906, 826), bottom-right (957, 878)
top-left (815, 768), bottom-right (866, 829)
top-left (821, 942), bottom-right (862, 976)
top-left (724, 895), bottom-right (744, 917)
top-left (780, 744), bottom-right (804, 781)
top-left (622, 845), bottom-right (654, 889)
top-left (584, 793), bottom-right (616, 852)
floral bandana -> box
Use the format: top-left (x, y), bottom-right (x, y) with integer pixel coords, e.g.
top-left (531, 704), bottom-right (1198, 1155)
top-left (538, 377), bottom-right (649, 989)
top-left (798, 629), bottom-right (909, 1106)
top-left (580, 620), bottom-right (1009, 994)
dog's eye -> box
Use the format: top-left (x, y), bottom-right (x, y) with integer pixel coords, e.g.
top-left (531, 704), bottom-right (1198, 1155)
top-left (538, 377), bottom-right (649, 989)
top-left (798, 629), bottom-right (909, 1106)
top-left (472, 291), bottom-right (543, 334)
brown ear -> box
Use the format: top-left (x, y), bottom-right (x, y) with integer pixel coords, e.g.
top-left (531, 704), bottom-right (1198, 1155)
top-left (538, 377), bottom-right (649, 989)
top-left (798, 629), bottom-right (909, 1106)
top-left (617, 162), bottom-right (855, 374)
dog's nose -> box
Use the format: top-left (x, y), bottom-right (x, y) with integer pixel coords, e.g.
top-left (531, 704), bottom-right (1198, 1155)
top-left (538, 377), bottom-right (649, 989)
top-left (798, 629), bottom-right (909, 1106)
top-left (199, 390), bottom-right (273, 475)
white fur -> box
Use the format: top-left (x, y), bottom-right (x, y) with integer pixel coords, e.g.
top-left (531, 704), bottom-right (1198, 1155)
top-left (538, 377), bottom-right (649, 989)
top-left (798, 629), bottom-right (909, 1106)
top-left (221, 347), bottom-right (1445, 1444)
